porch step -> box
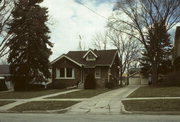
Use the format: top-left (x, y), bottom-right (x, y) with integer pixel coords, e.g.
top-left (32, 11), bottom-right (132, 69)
top-left (78, 82), bottom-right (84, 89)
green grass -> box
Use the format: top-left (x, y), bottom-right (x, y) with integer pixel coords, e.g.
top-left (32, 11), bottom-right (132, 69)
top-left (47, 89), bottom-right (110, 99)
top-left (0, 89), bottom-right (64, 99)
top-left (10, 101), bottom-right (79, 112)
top-left (0, 101), bottom-right (15, 106)
top-left (128, 86), bottom-right (180, 98)
top-left (122, 99), bottom-right (180, 111)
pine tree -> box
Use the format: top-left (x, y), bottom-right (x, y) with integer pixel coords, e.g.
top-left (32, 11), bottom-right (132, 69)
top-left (140, 21), bottom-right (173, 82)
top-left (7, 0), bottom-right (53, 90)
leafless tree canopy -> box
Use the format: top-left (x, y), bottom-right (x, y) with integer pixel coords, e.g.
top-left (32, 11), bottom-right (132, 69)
top-left (108, 0), bottom-right (180, 48)
top-left (92, 28), bottom-right (142, 83)
top-left (108, 0), bottom-right (180, 83)
top-left (107, 29), bottom-right (142, 82)
top-left (0, 0), bottom-right (14, 58)
top-left (92, 32), bottom-right (108, 50)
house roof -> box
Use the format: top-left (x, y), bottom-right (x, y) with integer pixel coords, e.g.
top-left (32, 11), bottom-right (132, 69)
top-left (51, 49), bottom-right (119, 68)
top-left (0, 65), bottom-right (10, 76)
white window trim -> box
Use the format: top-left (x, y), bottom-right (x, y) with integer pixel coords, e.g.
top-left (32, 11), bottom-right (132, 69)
top-left (95, 68), bottom-right (101, 79)
top-left (56, 68), bottom-right (75, 79)
top-left (83, 49), bottom-right (98, 59)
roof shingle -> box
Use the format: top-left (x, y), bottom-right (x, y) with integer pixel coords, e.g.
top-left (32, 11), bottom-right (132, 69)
top-left (65, 49), bottom-right (118, 67)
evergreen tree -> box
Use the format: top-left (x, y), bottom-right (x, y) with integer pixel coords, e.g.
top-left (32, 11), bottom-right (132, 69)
top-left (7, 0), bottom-right (53, 90)
top-left (141, 21), bottom-right (172, 80)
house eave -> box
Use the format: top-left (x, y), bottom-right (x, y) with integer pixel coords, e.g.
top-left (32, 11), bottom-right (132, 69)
top-left (51, 54), bottom-right (83, 67)
top-left (83, 49), bottom-right (98, 59)
top-left (110, 50), bottom-right (119, 67)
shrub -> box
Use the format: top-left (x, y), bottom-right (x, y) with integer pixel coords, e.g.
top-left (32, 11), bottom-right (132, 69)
top-left (52, 81), bottom-right (66, 89)
top-left (84, 73), bottom-right (96, 89)
top-left (13, 76), bottom-right (28, 91)
top-left (0, 79), bottom-right (8, 91)
top-left (157, 71), bottom-right (180, 87)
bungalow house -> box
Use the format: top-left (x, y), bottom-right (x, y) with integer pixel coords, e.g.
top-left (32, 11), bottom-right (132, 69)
top-left (51, 49), bottom-right (120, 88)
top-left (0, 65), bottom-right (14, 90)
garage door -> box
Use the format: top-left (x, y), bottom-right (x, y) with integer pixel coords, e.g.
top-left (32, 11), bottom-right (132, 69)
top-left (129, 77), bottom-right (141, 85)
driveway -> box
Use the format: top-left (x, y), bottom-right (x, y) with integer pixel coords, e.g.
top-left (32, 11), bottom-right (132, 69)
top-left (67, 85), bottom-right (140, 114)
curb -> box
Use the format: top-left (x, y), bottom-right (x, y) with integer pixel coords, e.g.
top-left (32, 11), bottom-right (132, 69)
top-left (0, 108), bottom-right (70, 114)
top-left (121, 102), bottom-right (180, 115)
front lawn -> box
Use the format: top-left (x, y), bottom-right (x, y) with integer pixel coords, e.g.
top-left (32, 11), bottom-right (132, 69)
top-left (47, 89), bottom-right (110, 99)
top-left (10, 101), bottom-right (79, 112)
top-left (0, 89), bottom-right (64, 99)
top-left (128, 86), bottom-right (180, 98)
top-left (122, 99), bottom-right (180, 111)
top-left (0, 101), bottom-right (15, 106)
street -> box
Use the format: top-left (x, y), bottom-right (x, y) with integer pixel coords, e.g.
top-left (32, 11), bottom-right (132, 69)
top-left (0, 113), bottom-right (180, 122)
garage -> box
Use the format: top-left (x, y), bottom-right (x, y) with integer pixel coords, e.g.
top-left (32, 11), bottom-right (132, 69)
top-left (128, 69), bottom-right (148, 85)
top-left (129, 76), bottom-right (141, 85)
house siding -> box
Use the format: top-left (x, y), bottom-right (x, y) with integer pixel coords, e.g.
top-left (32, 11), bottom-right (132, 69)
top-left (52, 57), bottom-right (81, 89)
top-left (95, 67), bottom-right (109, 88)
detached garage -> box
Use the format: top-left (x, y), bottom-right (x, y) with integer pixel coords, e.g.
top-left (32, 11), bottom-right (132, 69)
top-left (128, 68), bottom-right (148, 85)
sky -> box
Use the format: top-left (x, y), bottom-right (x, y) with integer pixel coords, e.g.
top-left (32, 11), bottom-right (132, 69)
top-left (41, 0), bottom-right (180, 62)
top-left (41, 0), bottom-right (116, 61)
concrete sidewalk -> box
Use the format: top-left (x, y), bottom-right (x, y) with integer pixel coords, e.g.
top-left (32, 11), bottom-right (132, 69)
top-left (66, 85), bottom-right (140, 115)
top-left (0, 89), bottom-right (81, 111)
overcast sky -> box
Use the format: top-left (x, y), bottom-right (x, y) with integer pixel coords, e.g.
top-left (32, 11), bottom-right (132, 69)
top-left (41, 0), bottom-right (180, 62)
top-left (41, 0), bottom-right (116, 61)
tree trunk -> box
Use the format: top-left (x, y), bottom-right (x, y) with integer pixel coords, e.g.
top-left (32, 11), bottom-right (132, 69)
top-left (120, 70), bottom-right (123, 87)
top-left (152, 61), bottom-right (158, 84)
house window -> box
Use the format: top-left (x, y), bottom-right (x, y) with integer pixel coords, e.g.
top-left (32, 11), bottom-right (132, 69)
top-left (60, 68), bottom-right (65, 77)
top-left (95, 68), bottom-right (101, 79)
top-left (56, 68), bottom-right (75, 79)
top-left (86, 53), bottom-right (96, 61)
top-left (67, 68), bottom-right (73, 77)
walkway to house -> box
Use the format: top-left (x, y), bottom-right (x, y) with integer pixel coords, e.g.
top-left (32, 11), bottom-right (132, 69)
top-left (0, 89), bottom-right (81, 111)
top-left (66, 85), bottom-right (140, 114)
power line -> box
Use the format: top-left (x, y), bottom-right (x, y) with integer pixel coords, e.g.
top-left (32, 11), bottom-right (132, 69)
top-left (77, 1), bottom-right (109, 20)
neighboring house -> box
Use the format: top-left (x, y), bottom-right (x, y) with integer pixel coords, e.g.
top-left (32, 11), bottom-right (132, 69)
top-left (0, 65), bottom-right (14, 90)
top-left (51, 49), bottom-right (120, 88)
top-left (128, 68), bottom-right (148, 85)
top-left (174, 26), bottom-right (180, 59)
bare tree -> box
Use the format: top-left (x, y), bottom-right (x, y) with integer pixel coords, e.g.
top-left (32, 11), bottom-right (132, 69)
top-left (0, 0), bottom-right (14, 58)
top-left (108, 0), bottom-right (180, 84)
top-left (92, 32), bottom-right (108, 50)
top-left (107, 30), bottom-right (142, 85)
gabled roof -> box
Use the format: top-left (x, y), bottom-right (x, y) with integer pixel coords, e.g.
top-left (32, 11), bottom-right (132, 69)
top-left (0, 65), bottom-right (10, 76)
top-left (50, 54), bottom-right (82, 67)
top-left (83, 49), bottom-right (98, 59)
top-left (51, 49), bottom-right (119, 68)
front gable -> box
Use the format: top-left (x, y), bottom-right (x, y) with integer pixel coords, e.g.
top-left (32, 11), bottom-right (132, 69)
top-left (51, 54), bottom-right (82, 67)
top-left (83, 49), bottom-right (98, 61)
